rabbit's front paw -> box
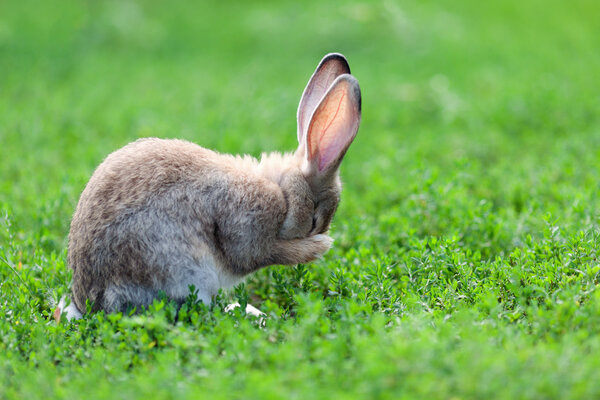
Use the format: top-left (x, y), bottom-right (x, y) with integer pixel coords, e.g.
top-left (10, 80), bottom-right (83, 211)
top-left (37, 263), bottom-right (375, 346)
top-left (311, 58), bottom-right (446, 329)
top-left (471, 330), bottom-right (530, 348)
top-left (270, 234), bottom-right (333, 265)
top-left (301, 234), bottom-right (334, 259)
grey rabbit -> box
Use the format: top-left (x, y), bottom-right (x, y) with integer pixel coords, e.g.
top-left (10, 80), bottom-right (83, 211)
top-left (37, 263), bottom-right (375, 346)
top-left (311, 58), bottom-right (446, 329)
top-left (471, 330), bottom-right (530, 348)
top-left (60, 53), bottom-right (361, 320)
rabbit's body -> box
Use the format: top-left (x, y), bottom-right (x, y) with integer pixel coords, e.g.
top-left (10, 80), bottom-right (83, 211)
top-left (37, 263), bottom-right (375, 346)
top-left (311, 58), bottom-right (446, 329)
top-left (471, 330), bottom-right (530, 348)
top-left (69, 138), bottom-right (331, 313)
top-left (64, 53), bottom-right (361, 317)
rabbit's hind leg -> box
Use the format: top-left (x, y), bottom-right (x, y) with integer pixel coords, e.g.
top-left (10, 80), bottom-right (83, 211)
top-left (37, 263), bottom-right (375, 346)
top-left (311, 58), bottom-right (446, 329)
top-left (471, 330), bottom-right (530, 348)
top-left (102, 283), bottom-right (158, 313)
top-left (57, 296), bottom-right (83, 320)
top-left (161, 253), bottom-right (224, 306)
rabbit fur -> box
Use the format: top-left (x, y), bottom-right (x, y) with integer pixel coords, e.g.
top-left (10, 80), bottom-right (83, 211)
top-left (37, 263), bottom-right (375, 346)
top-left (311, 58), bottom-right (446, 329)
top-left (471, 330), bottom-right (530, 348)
top-left (62, 53), bottom-right (361, 319)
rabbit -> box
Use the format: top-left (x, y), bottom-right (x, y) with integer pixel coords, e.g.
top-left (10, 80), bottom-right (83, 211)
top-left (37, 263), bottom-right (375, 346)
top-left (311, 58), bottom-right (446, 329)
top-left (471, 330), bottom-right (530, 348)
top-left (60, 53), bottom-right (361, 320)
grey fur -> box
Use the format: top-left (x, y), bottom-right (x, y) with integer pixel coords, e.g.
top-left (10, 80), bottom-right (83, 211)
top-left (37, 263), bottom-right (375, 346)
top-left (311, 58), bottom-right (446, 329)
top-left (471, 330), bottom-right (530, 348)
top-left (66, 53), bottom-right (361, 314)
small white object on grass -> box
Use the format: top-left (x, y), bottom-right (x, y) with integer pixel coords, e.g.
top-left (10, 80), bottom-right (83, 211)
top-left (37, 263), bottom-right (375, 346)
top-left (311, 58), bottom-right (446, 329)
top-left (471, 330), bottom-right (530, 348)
top-left (225, 302), bottom-right (265, 318)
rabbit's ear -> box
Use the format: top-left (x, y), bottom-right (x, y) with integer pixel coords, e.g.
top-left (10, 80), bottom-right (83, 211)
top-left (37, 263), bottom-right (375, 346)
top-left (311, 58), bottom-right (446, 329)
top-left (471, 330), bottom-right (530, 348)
top-left (297, 53), bottom-right (350, 144)
top-left (305, 74), bottom-right (361, 175)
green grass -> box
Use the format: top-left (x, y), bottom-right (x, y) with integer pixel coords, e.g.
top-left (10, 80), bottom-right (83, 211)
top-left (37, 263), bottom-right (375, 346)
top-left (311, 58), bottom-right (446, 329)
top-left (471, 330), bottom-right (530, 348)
top-left (2, 0), bottom-right (600, 398)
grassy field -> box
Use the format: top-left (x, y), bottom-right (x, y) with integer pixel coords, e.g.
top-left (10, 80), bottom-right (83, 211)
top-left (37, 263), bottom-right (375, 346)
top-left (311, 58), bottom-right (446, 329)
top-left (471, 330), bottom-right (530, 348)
top-left (1, 0), bottom-right (600, 398)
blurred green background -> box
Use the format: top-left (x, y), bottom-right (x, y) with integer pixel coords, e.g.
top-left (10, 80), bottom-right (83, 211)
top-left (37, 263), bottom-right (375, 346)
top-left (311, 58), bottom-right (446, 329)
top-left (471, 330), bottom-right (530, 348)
top-left (1, 0), bottom-right (600, 398)
top-left (2, 0), bottom-right (599, 248)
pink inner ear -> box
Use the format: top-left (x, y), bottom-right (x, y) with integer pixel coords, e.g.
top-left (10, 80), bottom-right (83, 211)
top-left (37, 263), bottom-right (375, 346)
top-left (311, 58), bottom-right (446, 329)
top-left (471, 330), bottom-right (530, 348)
top-left (307, 83), bottom-right (360, 172)
top-left (319, 133), bottom-right (352, 172)
top-left (318, 93), bottom-right (347, 171)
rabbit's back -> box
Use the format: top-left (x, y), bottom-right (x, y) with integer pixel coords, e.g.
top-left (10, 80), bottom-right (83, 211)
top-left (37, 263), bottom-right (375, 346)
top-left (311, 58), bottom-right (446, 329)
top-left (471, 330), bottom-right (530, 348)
top-left (72, 138), bottom-right (228, 224)
top-left (68, 138), bottom-right (288, 312)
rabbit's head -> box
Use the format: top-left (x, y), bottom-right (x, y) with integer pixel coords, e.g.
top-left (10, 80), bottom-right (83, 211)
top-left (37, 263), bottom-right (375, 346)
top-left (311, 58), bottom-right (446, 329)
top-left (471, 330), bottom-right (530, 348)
top-left (264, 53), bottom-right (361, 240)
